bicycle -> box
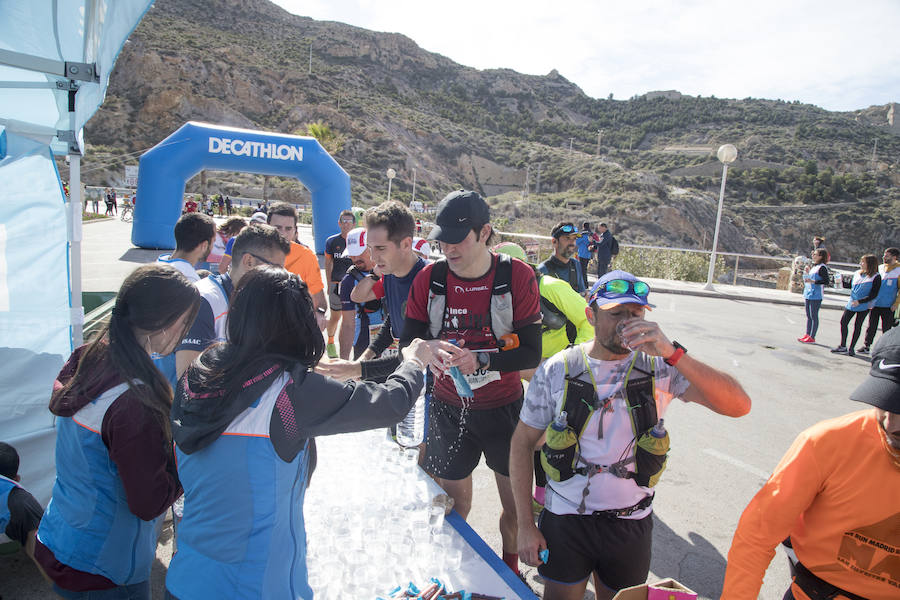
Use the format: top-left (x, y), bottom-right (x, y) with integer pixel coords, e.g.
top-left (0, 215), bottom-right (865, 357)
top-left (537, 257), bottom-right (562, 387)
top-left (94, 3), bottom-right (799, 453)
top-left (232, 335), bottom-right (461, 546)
top-left (120, 202), bottom-right (133, 222)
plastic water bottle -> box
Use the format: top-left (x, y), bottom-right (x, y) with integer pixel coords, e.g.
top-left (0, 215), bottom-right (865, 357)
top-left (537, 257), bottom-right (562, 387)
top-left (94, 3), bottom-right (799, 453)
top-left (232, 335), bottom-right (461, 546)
top-left (650, 418), bottom-right (666, 438)
top-left (396, 390), bottom-right (426, 448)
top-left (552, 410), bottom-right (568, 431)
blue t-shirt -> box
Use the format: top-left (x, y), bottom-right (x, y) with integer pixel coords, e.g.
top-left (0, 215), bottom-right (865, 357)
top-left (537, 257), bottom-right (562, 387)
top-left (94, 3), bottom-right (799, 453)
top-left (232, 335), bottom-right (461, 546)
top-left (382, 257), bottom-right (427, 339)
top-left (575, 233), bottom-right (593, 259)
top-left (339, 272), bottom-right (385, 358)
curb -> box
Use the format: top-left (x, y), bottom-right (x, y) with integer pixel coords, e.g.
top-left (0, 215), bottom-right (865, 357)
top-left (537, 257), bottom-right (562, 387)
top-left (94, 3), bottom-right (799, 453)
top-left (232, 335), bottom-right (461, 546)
top-left (649, 286), bottom-right (846, 310)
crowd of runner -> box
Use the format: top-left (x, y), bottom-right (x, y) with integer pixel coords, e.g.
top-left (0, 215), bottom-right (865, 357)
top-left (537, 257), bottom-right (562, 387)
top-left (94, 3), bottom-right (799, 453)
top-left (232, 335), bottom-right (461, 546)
top-left (3, 191), bottom-right (898, 600)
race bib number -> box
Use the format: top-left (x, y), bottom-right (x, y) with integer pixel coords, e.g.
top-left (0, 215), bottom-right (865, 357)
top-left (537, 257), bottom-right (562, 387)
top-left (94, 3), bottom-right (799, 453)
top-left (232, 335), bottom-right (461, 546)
top-left (462, 367), bottom-right (501, 390)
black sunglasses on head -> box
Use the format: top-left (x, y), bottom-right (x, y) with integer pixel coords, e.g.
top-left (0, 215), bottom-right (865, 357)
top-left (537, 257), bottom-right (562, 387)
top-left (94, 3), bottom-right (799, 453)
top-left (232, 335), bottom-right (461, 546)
top-left (246, 252), bottom-right (278, 267)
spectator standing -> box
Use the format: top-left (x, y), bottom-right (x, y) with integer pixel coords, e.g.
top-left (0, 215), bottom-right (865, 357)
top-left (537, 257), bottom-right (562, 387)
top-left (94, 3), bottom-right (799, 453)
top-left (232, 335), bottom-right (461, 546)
top-left (511, 270), bottom-right (751, 599)
top-left (324, 210), bottom-right (357, 358)
top-left (538, 222), bottom-right (586, 294)
top-left (832, 254), bottom-right (881, 356)
top-left (798, 249), bottom-right (830, 344)
top-left (593, 222), bottom-right (614, 278)
top-left (723, 328), bottom-right (900, 600)
top-left (33, 265), bottom-right (200, 599)
top-left (216, 194), bottom-right (224, 216)
top-left (183, 197), bottom-right (197, 214)
top-left (224, 195), bottom-right (232, 216)
top-left (861, 247), bottom-right (900, 353)
top-left (576, 222), bottom-right (598, 289)
top-left (109, 189), bottom-right (117, 216)
top-left (402, 190), bottom-right (542, 574)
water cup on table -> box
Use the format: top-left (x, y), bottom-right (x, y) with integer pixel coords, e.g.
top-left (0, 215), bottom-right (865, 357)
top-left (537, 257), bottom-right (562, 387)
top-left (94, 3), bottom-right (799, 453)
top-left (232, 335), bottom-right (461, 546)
top-left (428, 504), bottom-right (445, 532)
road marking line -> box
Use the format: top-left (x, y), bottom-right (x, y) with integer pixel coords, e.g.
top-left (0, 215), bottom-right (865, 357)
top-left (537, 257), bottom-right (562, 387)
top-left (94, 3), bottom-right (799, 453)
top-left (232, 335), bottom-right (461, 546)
top-left (703, 448), bottom-right (770, 480)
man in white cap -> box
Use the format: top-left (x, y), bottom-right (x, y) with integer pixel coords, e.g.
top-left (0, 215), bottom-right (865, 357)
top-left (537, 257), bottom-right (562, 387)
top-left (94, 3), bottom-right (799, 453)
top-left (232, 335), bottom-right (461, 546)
top-left (412, 237), bottom-right (432, 260)
top-left (724, 327), bottom-right (900, 600)
top-left (511, 269), bottom-right (751, 599)
top-left (337, 227), bottom-right (385, 360)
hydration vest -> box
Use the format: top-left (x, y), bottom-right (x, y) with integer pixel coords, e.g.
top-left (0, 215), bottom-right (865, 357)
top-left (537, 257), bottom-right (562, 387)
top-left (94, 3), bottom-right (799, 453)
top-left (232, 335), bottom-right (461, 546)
top-left (540, 347), bottom-right (670, 490)
top-left (537, 273), bottom-right (577, 346)
top-left (196, 274), bottom-right (230, 343)
top-left (426, 254), bottom-right (514, 342)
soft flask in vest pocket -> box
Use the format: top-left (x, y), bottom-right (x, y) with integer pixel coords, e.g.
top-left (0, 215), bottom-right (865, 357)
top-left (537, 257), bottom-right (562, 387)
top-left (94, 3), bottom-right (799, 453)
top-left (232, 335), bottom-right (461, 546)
top-left (633, 420), bottom-right (669, 487)
top-left (540, 411), bottom-right (581, 482)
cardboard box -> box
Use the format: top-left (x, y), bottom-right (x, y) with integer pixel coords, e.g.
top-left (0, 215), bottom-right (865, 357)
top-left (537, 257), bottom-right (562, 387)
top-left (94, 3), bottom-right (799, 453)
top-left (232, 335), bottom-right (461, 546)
top-left (612, 578), bottom-right (698, 600)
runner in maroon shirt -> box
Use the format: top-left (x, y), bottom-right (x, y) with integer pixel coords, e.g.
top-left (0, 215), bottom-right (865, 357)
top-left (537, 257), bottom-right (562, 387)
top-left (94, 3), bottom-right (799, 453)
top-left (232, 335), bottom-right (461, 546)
top-left (402, 190), bottom-right (541, 574)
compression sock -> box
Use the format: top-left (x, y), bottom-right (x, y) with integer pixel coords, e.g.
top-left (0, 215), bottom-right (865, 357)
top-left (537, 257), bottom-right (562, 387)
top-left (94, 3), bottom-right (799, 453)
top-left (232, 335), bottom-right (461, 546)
top-left (502, 552), bottom-right (519, 572)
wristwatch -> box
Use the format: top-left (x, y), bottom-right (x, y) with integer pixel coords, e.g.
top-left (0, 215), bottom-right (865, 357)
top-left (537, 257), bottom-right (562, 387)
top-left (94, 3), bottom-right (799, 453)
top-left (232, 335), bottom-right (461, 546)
top-left (664, 341), bottom-right (687, 366)
top-left (476, 352), bottom-right (491, 369)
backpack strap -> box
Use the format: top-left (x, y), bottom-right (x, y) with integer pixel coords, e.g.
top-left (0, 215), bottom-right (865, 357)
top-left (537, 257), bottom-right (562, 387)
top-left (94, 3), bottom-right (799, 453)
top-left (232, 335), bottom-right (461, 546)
top-left (560, 347), bottom-right (597, 440)
top-left (426, 259), bottom-right (450, 339)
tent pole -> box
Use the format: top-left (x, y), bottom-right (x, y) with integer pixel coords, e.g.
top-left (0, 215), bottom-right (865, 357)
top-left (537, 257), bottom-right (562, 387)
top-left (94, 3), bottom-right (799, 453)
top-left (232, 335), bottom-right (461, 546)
top-left (70, 154), bottom-right (84, 347)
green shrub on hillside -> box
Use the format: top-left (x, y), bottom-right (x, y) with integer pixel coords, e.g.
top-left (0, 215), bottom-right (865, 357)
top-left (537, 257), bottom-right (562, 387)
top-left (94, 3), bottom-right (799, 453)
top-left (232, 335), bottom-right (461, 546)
top-left (613, 247), bottom-right (725, 283)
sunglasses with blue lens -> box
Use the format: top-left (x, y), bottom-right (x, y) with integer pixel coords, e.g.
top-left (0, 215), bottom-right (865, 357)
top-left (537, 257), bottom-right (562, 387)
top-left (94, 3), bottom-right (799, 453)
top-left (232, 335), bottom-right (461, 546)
top-left (554, 224), bottom-right (577, 236)
top-left (590, 279), bottom-right (651, 303)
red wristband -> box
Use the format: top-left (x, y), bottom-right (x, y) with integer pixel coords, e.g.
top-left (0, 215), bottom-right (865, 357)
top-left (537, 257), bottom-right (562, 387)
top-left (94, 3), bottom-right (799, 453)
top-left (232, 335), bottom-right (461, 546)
top-left (664, 342), bottom-right (686, 366)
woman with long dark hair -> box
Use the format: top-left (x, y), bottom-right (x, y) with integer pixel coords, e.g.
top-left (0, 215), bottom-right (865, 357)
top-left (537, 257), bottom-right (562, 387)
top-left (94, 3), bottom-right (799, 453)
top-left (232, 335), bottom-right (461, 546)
top-left (832, 254), bottom-right (881, 356)
top-left (165, 266), bottom-right (430, 600)
top-left (34, 264), bottom-right (200, 599)
top-left (798, 248), bottom-right (830, 344)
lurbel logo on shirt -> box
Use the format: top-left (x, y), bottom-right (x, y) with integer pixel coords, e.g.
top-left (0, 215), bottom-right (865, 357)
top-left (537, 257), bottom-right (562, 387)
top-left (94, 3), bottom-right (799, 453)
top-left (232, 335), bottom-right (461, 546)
top-left (454, 285), bottom-right (489, 294)
top-left (208, 137), bottom-right (303, 162)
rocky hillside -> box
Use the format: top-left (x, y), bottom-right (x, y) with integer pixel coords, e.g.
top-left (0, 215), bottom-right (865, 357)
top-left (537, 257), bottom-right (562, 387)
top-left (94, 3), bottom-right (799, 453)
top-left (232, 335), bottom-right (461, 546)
top-left (78, 0), bottom-right (899, 261)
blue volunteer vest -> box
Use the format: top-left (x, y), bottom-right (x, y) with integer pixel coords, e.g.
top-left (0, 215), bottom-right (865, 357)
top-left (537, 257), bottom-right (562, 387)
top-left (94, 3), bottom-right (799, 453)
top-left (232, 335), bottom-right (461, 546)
top-left (0, 475), bottom-right (19, 535)
top-left (874, 265), bottom-right (899, 308)
top-left (166, 373), bottom-right (314, 599)
top-left (847, 273), bottom-right (877, 312)
top-left (803, 264), bottom-right (827, 300)
top-left (36, 383), bottom-right (162, 585)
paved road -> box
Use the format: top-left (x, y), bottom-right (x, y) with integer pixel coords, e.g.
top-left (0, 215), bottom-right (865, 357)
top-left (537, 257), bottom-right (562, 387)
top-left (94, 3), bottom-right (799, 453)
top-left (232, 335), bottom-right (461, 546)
top-left (1, 216), bottom-right (875, 599)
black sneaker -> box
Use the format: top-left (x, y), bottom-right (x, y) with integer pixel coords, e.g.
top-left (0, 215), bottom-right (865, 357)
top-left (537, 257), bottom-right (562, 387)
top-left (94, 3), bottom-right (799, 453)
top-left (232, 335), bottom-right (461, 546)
top-left (859, 346), bottom-right (871, 354)
top-left (831, 346), bottom-right (848, 354)
top-left (848, 348), bottom-right (856, 357)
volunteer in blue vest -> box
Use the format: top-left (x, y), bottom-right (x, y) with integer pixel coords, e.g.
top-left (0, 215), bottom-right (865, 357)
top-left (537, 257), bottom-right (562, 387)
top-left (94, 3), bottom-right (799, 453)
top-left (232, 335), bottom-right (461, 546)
top-left (33, 265), bottom-right (200, 599)
top-left (510, 270), bottom-right (751, 600)
top-left (861, 247), bottom-right (900, 353)
top-left (154, 212), bottom-right (216, 386)
top-left (175, 223), bottom-right (290, 379)
top-left (165, 266), bottom-right (431, 600)
top-left (832, 254), bottom-right (881, 357)
top-left (798, 248), bottom-right (830, 344)
top-left (0, 442), bottom-right (43, 562)
top-left (538, 222), bottom-right (586, 295)
top-left (400, 190), bottom-right (542, 574)
top-left (318, 200), bottom-right (429, 382)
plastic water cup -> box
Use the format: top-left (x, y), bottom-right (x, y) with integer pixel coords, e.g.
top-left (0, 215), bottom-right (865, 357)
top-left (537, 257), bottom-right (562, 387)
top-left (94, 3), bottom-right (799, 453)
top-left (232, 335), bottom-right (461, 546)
top-left (428, 504), bottom-right (445, 531)
top-left (401, 447), bottom-right (419, 473)
top-left (444, 548), bottom-right (463, 571)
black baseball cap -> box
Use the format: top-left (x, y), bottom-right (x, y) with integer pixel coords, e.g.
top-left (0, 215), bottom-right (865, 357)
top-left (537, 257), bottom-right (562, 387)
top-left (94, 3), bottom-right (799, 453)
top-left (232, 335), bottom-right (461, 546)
top-left (428, 190), bottom-right (491, 244)
top-left (850, 327), bottom-right (900, 413)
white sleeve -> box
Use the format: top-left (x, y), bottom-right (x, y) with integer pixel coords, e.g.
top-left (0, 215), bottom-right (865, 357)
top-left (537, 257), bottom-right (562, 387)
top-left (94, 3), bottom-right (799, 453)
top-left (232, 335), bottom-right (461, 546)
top-left (520, 359), bottom-right (562, 430)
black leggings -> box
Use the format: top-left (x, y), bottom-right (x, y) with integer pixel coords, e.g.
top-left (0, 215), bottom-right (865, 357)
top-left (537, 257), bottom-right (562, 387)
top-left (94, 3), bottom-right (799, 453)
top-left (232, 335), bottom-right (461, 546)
top-left (865, 306), bottom-right (896, 346)
top-left (579, 257), bottom-right (590, 288)
top-left (840, 309), bottom-right (869, 349)
top-left (804, 299), bottom-right (822, 337)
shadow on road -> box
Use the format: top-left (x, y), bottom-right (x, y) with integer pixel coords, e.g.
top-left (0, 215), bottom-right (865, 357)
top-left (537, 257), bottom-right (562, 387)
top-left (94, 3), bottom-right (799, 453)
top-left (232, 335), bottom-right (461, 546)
top-left (651, 514), bottom-right (727, 599)
top-left (119, 248), bottom-right (165, 264)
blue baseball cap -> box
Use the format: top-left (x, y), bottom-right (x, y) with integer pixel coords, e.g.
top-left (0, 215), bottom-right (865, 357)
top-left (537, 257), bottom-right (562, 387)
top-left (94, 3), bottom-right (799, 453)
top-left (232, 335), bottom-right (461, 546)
top-left (588, 270), bottom-right (655, 310)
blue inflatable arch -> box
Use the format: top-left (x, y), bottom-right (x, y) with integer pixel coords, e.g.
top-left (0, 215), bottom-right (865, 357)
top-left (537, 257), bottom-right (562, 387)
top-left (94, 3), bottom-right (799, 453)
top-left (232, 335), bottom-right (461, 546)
top-left (132, 122), bottom-right (351, 254)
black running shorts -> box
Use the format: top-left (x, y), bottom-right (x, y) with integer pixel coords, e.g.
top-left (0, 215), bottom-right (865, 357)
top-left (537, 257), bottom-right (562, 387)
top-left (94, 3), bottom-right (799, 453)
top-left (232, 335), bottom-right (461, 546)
top-left (424, 397), bottom-right (522, 480)
top-left (537, 509), bottom-right (653, 589)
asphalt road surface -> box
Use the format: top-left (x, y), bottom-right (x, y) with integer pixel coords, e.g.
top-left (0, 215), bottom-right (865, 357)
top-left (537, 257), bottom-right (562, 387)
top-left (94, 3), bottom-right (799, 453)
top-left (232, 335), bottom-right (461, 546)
top-left (1, 216), bottom-right (875, 599)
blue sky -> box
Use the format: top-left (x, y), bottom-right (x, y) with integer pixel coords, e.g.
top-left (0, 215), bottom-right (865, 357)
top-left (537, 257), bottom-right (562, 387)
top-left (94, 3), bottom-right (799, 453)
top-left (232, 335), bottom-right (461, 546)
top-left (273, 0), bottom-right (899, 112)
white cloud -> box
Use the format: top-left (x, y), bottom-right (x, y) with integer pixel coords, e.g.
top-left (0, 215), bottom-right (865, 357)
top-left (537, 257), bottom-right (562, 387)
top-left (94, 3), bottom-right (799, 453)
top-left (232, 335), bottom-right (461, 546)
top-left (273, 0), bottom-right (900, 110)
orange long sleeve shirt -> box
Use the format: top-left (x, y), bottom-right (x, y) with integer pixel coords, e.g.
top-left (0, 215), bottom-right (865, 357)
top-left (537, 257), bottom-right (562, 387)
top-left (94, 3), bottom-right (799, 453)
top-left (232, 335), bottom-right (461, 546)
top-left (723, 409), bottom-right (900, 600)
top-left (285, 241), bottom-right (324, 296)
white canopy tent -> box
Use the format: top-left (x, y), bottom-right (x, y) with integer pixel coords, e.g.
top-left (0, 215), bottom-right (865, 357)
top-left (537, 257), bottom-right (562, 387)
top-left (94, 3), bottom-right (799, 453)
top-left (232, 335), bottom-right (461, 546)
top-left (0, 0), bottom-right (154, 509)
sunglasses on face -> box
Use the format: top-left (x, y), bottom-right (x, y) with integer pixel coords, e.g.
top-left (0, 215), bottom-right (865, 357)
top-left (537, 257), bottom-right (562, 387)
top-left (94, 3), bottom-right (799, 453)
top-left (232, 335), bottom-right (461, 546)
top-left (591, 279), bottom-right (650, 301)
top-left (246, 252), bottom-right (278, 267)
top-left (340, 218), bottom-right (355, 224)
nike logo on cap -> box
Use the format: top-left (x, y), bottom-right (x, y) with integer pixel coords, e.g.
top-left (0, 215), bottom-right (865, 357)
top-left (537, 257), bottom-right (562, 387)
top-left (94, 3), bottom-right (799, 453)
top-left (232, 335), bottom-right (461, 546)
top-left (879, 359), bottom-right (900, 370)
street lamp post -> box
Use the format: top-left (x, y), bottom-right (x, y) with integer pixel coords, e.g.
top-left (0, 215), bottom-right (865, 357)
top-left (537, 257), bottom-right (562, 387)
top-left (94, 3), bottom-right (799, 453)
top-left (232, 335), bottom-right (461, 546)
top-left (386, 168), bottom-right (396, 202)
top-left (704, 144), bottom-right (738, 290)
